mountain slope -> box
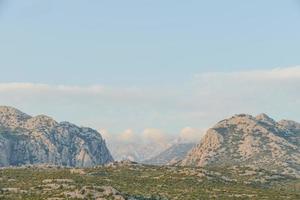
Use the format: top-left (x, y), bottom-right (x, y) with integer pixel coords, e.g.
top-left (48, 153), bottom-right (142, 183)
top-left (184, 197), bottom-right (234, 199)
top-left (143, 143), bottom-right (195, 165)
top-left (0, 106), bottom-right (113, 167)
top-left (180, 114), bottom-right (300, 177)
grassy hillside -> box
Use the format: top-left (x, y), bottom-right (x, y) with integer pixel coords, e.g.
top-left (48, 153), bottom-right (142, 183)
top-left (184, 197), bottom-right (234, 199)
top-left (0, 163), bottom-right (299, 200)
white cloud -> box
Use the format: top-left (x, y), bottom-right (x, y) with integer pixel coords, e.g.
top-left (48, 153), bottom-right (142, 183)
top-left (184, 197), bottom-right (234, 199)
top-left (0, 82), bottom-right (105, 94)
top-left (0, 83), bottom-right (49, 91)
top-left (142, 128), bottom-right (169, 146)
top-left (104, 128), bottom-right (170, 147)
top-left (186, 66), bottom-right (300, 130)
top-left (179, 127), bottom-right (206, 143)
top-left (99, 128), bottom-right (174, 161)
top-left (118, 129), bottom-right (135, 143)
top-left (196, 66), bottom-right (300, 81)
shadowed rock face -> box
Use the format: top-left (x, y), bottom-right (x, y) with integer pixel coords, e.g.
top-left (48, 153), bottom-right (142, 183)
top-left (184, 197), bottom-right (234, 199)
top-left (0, 106), bottom-right (113, 167)
top-left (180, 114), bottom-right (300, 177)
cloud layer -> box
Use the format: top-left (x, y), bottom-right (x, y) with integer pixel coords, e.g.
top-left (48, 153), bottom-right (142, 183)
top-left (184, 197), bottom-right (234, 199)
top-left (196, 66), bottom-right (300, 81)
top-left (0, 66), bottom-right (299, 139)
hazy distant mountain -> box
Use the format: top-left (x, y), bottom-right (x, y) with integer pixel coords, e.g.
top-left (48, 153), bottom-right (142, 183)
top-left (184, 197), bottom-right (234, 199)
top-left (180, 114), bottom-right (300, 177)
top-left (143, 143), bottom-right (195, 165)
top-left (106, 140), bottom-right (169, 162)
top-left (0, 106), bottom-right (113, 167)
top-left (103, 127), bottom-right (204, 163)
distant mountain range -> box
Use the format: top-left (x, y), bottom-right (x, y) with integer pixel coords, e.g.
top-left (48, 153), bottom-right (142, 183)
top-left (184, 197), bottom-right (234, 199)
top-left (143, 143), bottom-right (195, 165)
top-left (180, 113), bottom-right (300, 177)
top-left (107, 141), bottom-right (168, 162)
top-left (0, 106), bottom-right (113, 167)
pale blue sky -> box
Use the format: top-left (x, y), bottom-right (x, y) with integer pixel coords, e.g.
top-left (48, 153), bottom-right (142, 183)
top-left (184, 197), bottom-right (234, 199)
top-left (0, 0), bottom-right (300, 140)
top-left (0, 0), bottom-right (300, 85)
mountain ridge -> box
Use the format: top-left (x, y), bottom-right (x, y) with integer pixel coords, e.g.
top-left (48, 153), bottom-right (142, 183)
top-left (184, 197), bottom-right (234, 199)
top-left (0, 106), bottom-right (113, 167)
top-left (180, 113), bottom-right (300, 177)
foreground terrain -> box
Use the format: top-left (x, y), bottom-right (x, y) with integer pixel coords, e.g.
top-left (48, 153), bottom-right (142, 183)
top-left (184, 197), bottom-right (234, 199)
top-left (0, 162), bottom-right (299, 200)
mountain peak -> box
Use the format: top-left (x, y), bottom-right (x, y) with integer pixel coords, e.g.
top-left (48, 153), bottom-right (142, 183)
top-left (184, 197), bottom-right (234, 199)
top-left (25, 115), bottom-right (58, 130)
top-left (255, 113), bottom-right (276, 125)
top-left (180, 113), bottom-right (300, 177)
top-left (278, 119), bottom-right (300, 130)
top-left (0, 106), bottom-right (31, 118)
top-left (0, 107), bottom-right (113, 167)
top-left (0, 106), bottom-right (31, 128)
top-left (213, 114), bottom-right (255, 129)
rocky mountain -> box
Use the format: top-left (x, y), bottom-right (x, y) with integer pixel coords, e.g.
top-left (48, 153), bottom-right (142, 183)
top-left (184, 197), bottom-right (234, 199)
top-left (180, 114), bottom-right (300, 177)
top-left (0, 106), bottom-right (113, 167)
top-left (143, 143), bottom-right (195, 165)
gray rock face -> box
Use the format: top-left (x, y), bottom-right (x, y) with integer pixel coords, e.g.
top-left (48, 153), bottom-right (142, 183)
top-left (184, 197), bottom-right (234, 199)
top-left (143, 143), bottom-right (195, 165)
top-left (0, 106), bottom-right (113, 167)
top-left (180, 114), bottom-right (300, 177)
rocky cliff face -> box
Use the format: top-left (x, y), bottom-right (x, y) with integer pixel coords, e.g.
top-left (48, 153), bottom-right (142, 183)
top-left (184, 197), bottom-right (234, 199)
top-left (0, 106), bottom-right (113, 167)
top-left (180, 114), bottom-right (300, 177)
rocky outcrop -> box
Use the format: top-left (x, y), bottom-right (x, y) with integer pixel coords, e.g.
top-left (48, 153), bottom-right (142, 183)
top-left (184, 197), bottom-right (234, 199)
top-left (0, 106), bottom-right (113, 167)
top-left (143, 143), bottom-right (195, 165)
top-left (180, 114), bottom-right (300, 177)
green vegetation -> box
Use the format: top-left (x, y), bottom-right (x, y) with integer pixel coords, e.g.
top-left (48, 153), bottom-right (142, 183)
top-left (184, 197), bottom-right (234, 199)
top-left (0, 164), bottom-right (299, 200)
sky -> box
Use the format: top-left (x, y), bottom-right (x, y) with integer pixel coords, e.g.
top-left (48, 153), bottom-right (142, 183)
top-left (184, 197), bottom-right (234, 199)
top-left (0, 0), bottom-right (300, 143)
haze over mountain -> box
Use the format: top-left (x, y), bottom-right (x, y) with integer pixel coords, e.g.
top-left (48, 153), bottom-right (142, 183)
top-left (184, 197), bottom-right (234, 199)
top-left (143, 142), bottom-right (195, 166)
top-left (180, 113), bottom-right (300, 177)
top-left (102, 127), bottom-right (204, 162)
top-left (0, 106), bottom-right (113, 167)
